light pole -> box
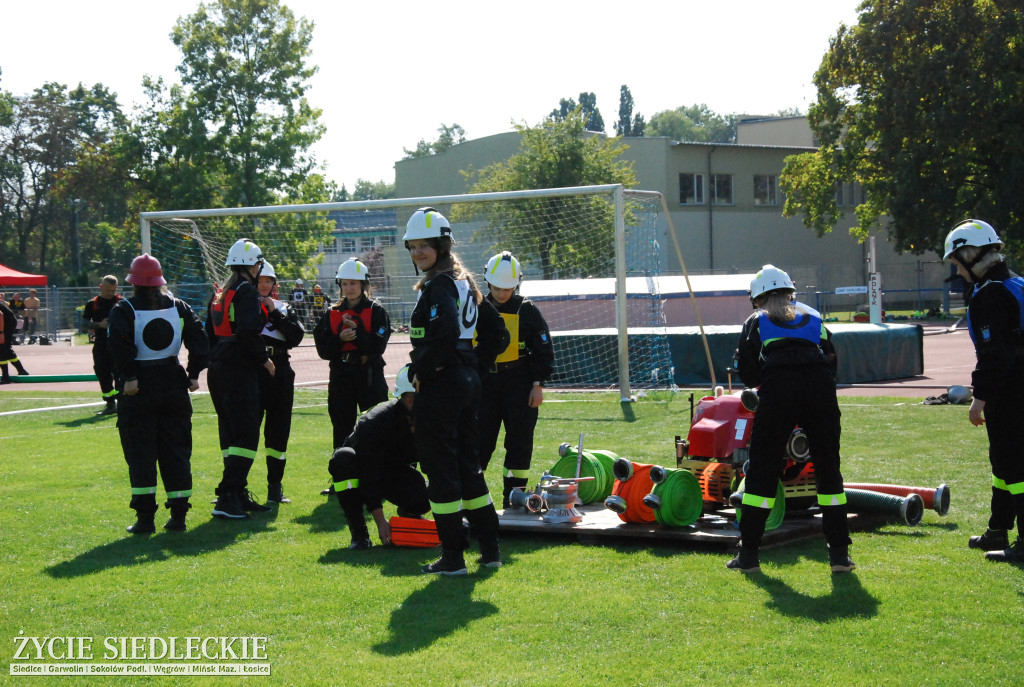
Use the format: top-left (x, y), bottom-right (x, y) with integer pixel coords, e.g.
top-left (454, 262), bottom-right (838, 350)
top-left (71, 199), bottom-right (84, 275)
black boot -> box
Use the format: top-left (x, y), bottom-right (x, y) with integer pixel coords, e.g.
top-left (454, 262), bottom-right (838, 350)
top-left (424, 512), bottom-right (468, 575)
top-left (828, 544), bottom-right (857, 573)
top-left (164, 498), bottom-right (191, 531)
top-left (985, 539), bottom-right (1024, 563)
top-left (266, 456), bottom-right (290, 503)
top-left (335, 490), bottom-right (371, 549)
top-left (0, 364), bottom-right (10, 385)
top-left (127, 493), bottom-right (158, 535)
top-left (969, 528), bottom-right (1009, 551)
top-left (239, 488), bottom-right (272, 512)
top-left (211, 487), bottom-right (249, 519)
top-left (98, 399), bottom-right (117, 416)
top-left (13, 360), bottom-right (28, 375)
top-left (726, 546), bottom-right (761, 572)
top-left (502, 476), bottom-right (529, 510)
top-left (464, 504), bottom-right (502, 569)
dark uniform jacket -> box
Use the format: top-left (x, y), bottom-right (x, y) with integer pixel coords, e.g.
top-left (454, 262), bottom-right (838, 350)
top-left (485, 293), bottom-right (554, 383)
top-left (261, 298), bottom-right (305, 360)
top-left (205, 281), bottom-right (269, 369)
top-left (735, 302), bottom-right (837, 388)
top-left (342, 398), bottom-right (417, 511)
top-left (966, 262), bottom-right (1024, 402)
top-left (83, 295), bottom-right (122, 347)
top-left (313, 298), bottom-right (391, 370)
top-left (107, 293), bottom-right (209, 383)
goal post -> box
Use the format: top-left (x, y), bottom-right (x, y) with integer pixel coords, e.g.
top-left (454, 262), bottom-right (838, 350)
top-left (140, 184), bottom-right (687, 398)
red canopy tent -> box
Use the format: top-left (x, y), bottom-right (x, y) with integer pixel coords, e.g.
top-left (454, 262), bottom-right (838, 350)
top-left (0, 262), bottom-right (47, 287)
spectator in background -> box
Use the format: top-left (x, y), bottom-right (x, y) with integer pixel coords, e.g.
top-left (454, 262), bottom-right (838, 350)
top-left (24, 289), bottom-right (40, 341)
top-left (0, 298), bottom-right (30, 383)
top-left (83, 275), bottom-right (123, 415)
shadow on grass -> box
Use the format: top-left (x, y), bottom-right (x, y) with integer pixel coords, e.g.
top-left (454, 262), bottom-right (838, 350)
top-left (749, 569), bottom-right (879, 623)
top-left (293, 499), bottom-right (345, 534)
top-left (371, 574), bottom-right (498, 655)
top-left (55, 413), bottom-right (114, 428)
top-left (44, 508), bottom-right (281, 579)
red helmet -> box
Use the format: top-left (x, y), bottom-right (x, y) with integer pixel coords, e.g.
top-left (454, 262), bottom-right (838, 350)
top-left (126, 254), bottom-right (167, 286)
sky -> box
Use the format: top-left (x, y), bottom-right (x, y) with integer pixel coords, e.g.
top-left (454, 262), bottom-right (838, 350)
top-left (0, 0), bottom-right (863, 192)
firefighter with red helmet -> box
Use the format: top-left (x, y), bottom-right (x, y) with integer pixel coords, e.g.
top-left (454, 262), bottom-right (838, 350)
top-left (107, 254), bottom-right (209, 533)
top-left (255, 261), bottom-right (305, 504)
top-left (729, 265), bottom-right (853, 573)
top-left (944, 219), bottom-right (1024, 563)
top-left (478, 251), bottom-right (555, 508)
top-left (206, 238), bottom-right (274, 519)
top-left (404, 208), bottom-right (508, 575)
top-left (313, 257), bottom-right (392, 452)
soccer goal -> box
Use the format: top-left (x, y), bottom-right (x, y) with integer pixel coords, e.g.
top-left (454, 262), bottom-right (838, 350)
top-left (141, 184), bottom-right (689, 399)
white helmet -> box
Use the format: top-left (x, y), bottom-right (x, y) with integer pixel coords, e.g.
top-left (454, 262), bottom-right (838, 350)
top-left (225, 238), bottom-right (264, 266)
top-left (393, 365), bottom-right (415, 397)
top-left (336, 257), bottom-right (369, 281)
top-left (484, 251), bottom-right (522, 289)
top-left (749, 264), bottom-right (795, 299)
top-left (260, 261), bottom-right (277, 281)
top-left (295, 279), bottom-right (304, 286)
top-left (943, 219), bottom-right (1001, 261)
top-left (403, 207), bottom-right (452, 242)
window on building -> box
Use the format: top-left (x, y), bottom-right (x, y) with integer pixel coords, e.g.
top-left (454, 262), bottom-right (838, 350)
top-left (835, 181), bottom-right (846, 207)
top-left (323, 237), bottom-right (337, 253)
top-left (379, 234), bottom-right (396, 247)
top-left (360, 237), bottom-right (376, 251)
top-left (340, 238), bottom-right (357, 253)
top-left (712, 174), bottom-right (733, 205)
top-left (754, 175), bottom-right (778, 206)
top-left (679, 173), bottom-right (704, 204)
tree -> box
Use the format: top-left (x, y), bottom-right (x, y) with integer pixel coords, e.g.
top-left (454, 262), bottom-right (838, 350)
top-left (464, 110), bottom-right (636, 279)
top-left (614, 85), bottom-right (645, 137)
top-left (169, 0), bottom-right (324, 208)
top-left (550, 92), bottom-right (604, 133)
top-left (403, 123), bottom-right (466, 159)
top-left (646, 104), bottom-right (735, 142)
top-left (780, 0), bottom-right (1024, 257)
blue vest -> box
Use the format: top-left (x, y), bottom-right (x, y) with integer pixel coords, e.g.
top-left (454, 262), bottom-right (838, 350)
top-left (967, 276), bottom-right (1024, 346)
top-left (758, 302), bottom-right (823, 347)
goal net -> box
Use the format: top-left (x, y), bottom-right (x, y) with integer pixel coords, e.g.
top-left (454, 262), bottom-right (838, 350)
top-left (141, 185), bottom-right (679, 396)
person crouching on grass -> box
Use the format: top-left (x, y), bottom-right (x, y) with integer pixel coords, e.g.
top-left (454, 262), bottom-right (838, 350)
top-left (944, 219), bottom-right (1024, 563)
top-left (729, 265), bottom-right (853, 574)
top-left (107, 254), bottom-right (209, 533)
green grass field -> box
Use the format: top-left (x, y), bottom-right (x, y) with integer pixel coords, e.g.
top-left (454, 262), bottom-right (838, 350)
top-left (1, 390), bottom-right (1021, 685)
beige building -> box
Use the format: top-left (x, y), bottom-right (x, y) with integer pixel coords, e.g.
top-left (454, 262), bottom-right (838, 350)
top-left (395, 118), bottom-right (951, 312)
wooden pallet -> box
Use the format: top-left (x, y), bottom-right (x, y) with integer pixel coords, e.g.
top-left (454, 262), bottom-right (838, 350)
top-left (497, 503), bottom-right (879, 549)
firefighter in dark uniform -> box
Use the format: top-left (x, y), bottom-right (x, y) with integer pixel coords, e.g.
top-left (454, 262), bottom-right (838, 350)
top-left (944, 220), bottom-right (1024, 563)
top-left (478, 251), bottom-right (555, 508)
top-left (404, 207), bottom-right (509, 575)
top-left (83, 275), bottom-right (122, 415)
top-left (256, 261), bottom-right (305, 504)
top-left (314, 257), bottom-right (392, 451)
top-left (329, 365), bottom-right (429, 549)
top-left (107, 254), bottom-right (209, 533)
top-left (290, 279), bottom-right (308, 328)
top-left (8, 293), bottom-right (25, 344)
top-left (730, 265), bottom-right (853, 573)
top-left (309, 284), bottom-right (329, 329)
top-left (206, 238), bottom-right (274, 519)
top-left (0, 299), bottom-right (29, 383)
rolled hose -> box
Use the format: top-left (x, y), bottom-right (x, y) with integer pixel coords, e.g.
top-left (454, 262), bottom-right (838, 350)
top-left (844, 488), bottom-right (924, 526)
top-left (643, 468), bottom-right (703, 527)
top-left (550, 449), bottom-right (615, 504)
top-left (734, 478), bottom-right (786, 531)
top-left (843, 482), bottom-right (949, 516)
top-left (604, 459), bottom-right (657, 524)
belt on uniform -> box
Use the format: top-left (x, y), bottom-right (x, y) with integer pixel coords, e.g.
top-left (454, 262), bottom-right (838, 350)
top-left (136, 357), bottom-right (178, 368)
top-left (456, 340), bottom-right (474, 351)
top-left (340, 351), bottom-right (365, 365)
top-left (266, 343), bottom-right (289, 358)
top-left (491, 358), bottom-right (528, 374)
